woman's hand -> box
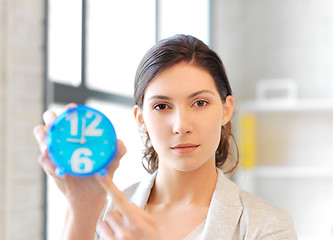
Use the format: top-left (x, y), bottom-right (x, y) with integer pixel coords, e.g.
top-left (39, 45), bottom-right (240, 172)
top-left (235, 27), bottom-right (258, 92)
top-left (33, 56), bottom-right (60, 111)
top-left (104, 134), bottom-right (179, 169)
top-left (33, 104), bottom-right (126, 207)
top-left (96, 174), bottom-right (160, 240)
top-left (33, 104), bottom-right (127, 240)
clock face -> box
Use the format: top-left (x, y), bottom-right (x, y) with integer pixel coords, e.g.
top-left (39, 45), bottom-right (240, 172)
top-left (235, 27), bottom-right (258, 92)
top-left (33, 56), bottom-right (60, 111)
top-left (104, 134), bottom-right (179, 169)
top-left (46, 105), bottom-right (117, 177)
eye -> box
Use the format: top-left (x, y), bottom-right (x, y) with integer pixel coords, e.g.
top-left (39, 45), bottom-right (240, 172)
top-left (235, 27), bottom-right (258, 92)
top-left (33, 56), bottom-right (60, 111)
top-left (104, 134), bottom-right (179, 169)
top-left (193, 100), bottom-right (208, 107)
top-left (153, 104), bottom-right (169, 110)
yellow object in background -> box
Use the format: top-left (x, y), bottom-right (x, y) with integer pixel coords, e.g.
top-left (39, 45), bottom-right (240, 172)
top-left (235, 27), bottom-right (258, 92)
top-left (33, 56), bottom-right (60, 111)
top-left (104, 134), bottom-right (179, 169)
top-left (239, 114), bottom-right (257, 169)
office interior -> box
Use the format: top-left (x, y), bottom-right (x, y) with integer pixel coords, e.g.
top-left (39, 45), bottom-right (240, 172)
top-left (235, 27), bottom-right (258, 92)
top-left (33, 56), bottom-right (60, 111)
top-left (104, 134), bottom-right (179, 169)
top-left (1, 0), bottom-right (333, 239)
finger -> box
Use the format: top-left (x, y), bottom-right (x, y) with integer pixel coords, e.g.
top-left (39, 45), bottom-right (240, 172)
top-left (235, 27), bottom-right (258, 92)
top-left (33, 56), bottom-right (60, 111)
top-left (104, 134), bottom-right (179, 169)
top-left (104, 210), bottom-right (123, 225)
top-left (95, 173), bottom-right (128, 210)
top-left (103, 211), bottom-right (133, 239)
top-left (42, 104), bottom-right (78, 136)
top-left (95, 175), bottom-right (141, 225)
top-left (95, 139), bottom-right (131, 209)
top-left (114, 139), bottom-right (127, 160)
top-left (43, 110), bottom-right (57, 129)
top-left (105, 208), bottom-right (154, 239)
top-left (33, 124), bottom-right (47, 152)
top-left (106, 139), bottom-right (127, 175)
top-left (99, 211), bottom-right (123, 239)
top-left (97, 221), bottom-right (115, 240)
top-left (64, 103), bottom-right (78, 110)
top-left (38, 153), bottom-right (57, 177)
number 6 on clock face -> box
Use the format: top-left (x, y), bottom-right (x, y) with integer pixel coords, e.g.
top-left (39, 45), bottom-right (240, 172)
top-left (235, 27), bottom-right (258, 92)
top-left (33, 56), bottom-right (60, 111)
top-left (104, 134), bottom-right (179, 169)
top-left (46, 105), bottom-right (117, 177)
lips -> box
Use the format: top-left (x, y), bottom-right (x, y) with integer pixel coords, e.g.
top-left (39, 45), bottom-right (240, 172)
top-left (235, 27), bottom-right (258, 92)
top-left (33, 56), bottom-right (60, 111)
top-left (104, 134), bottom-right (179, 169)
top-left (171, 143), bottom-right (200, 154)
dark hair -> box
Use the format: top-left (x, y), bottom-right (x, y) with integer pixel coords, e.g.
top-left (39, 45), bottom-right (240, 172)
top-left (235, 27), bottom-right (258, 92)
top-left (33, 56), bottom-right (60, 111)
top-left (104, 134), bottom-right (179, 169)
top-left (134, 34), bottom-right (238, 174)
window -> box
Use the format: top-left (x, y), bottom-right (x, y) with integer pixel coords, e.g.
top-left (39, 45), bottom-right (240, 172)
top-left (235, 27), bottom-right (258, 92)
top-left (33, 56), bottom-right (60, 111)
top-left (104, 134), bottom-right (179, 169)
top-left (48, 0), bottom-right (81, 86)
top-left (86, 0), bottom-right (156, 96)
top-left (158, 0), bottom-right (210, 44)
top-left (45, 0), bottom-right (210, 239)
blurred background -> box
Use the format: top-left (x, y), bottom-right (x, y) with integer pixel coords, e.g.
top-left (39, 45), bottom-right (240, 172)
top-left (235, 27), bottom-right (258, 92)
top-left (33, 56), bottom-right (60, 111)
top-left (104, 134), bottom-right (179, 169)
top-left (1, 0), bottom-right (333, 239)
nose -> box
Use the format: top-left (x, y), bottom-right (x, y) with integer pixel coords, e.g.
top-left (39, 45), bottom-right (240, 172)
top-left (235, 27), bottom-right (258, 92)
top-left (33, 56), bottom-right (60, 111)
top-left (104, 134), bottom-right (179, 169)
top-left (172, 109), bottom-right (192, 135)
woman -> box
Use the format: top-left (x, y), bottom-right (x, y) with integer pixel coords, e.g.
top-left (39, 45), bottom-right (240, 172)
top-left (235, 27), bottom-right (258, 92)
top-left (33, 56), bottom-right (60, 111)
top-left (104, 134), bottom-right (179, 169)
top-left (34, 34), bottom-right (297, 239)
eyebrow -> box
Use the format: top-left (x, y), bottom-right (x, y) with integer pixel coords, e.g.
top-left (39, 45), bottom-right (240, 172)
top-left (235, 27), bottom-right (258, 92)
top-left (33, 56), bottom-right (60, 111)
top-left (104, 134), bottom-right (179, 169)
top-left (147, 90), bottom-right (215, 101)
top-left (188, 90), bottom-right (215, 98)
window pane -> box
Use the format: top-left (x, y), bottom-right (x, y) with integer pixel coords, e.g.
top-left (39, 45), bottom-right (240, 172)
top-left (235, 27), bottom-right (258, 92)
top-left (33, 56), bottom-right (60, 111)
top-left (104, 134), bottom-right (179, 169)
top-left (86, 100), bottom-right (149, 189)
top-left (48, 0), bottom-right (82, 86)
top-left (158, 0), bottom-right (210, 44)
top-left (45, 104), bottom-right (66, 240)
top-left (47, 177), bottom-right (67, 240)
top-left (86, 0), bottom-right (156, 96)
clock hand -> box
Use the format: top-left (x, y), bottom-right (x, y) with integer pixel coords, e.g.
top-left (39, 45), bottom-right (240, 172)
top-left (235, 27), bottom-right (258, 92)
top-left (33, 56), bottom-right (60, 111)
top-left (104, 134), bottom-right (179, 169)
top-left (66, 138), bottom-right (82, 143)
top-left (79, 118), bottom-right (87, 144)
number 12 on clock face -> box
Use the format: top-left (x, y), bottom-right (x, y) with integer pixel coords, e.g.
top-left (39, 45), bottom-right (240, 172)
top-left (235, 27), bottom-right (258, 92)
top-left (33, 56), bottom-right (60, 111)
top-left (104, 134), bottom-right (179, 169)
top-left (46, 105), bottom-right (117, 177)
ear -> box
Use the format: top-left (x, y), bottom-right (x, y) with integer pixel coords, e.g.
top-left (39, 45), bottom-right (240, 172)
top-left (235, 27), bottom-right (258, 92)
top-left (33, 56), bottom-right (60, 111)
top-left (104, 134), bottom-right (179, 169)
top-left (222, 95), bottom-right (234, 126)
top-left (133, 105), bottom-right (147, 132)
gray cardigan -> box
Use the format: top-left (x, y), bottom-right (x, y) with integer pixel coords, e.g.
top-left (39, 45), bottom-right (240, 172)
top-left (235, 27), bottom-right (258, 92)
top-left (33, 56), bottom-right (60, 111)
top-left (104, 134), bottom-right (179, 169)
top-left (108, 169), bottom-right (297, 239)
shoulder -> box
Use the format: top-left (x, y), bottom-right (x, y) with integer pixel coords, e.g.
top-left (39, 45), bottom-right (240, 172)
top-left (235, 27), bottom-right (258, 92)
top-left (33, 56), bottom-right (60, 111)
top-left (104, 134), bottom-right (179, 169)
top-left (239, 189), bottom-right (297, 239)
top-left (238, 187), bottom-right (293, 226)
top-left (218, 170), bottom-right (290, 219)
top-left (237, 185), bottom-right (289, 219)
top-left (215, 170), bottom-right (297, 239)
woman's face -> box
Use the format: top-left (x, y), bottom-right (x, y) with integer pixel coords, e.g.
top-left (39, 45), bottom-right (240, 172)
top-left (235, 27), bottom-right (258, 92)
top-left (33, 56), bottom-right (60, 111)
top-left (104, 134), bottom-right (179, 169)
top-left (134, 62), bottom-right (234, 172)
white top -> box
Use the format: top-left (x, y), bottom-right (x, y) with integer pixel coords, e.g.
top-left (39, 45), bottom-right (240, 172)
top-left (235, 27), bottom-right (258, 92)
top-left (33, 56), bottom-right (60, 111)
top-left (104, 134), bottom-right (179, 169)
top-left (183, 220), bottom-right (206, 240)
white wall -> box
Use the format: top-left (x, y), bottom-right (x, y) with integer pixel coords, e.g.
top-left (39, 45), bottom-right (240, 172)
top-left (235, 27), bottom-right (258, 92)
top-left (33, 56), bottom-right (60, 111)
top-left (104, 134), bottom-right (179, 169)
top-left (211, 0), bottom-right (333, 101)
top-left (211, 0), bottom-right (333, 239)
top-left (0, 0), bottom-right (44, 239)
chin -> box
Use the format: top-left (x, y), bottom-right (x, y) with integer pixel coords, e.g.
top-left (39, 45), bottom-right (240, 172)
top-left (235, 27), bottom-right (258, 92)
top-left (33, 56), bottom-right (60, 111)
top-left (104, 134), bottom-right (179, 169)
top-left (159, 153), bottom-right (215, 173)
top-left (172, 160), bottom-right (211, 173)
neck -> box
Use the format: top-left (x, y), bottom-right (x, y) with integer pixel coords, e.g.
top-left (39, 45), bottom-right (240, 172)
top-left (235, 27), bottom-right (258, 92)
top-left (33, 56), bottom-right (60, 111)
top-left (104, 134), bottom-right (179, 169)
top-left (149, 162), bottom-right (218, 207)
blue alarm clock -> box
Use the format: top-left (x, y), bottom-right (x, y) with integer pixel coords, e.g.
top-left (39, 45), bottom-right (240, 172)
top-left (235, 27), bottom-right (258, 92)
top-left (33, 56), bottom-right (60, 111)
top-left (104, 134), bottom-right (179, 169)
top-left (46, 105), bottom-right (117, 177)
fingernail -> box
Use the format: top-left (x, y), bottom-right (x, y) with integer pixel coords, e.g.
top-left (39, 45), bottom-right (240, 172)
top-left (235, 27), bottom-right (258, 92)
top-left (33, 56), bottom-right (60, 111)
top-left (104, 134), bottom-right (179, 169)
top-left (33, 125), bottom-right (43, 137)
top-left (33, 126), bottom-right (45, 143)
top-left (43, 111), bottom-right (55, 124)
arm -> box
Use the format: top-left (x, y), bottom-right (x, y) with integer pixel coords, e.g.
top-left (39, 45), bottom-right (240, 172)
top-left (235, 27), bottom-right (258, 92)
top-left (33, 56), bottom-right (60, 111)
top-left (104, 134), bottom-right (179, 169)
top-left (61, 203), bottom-right (103, 240)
